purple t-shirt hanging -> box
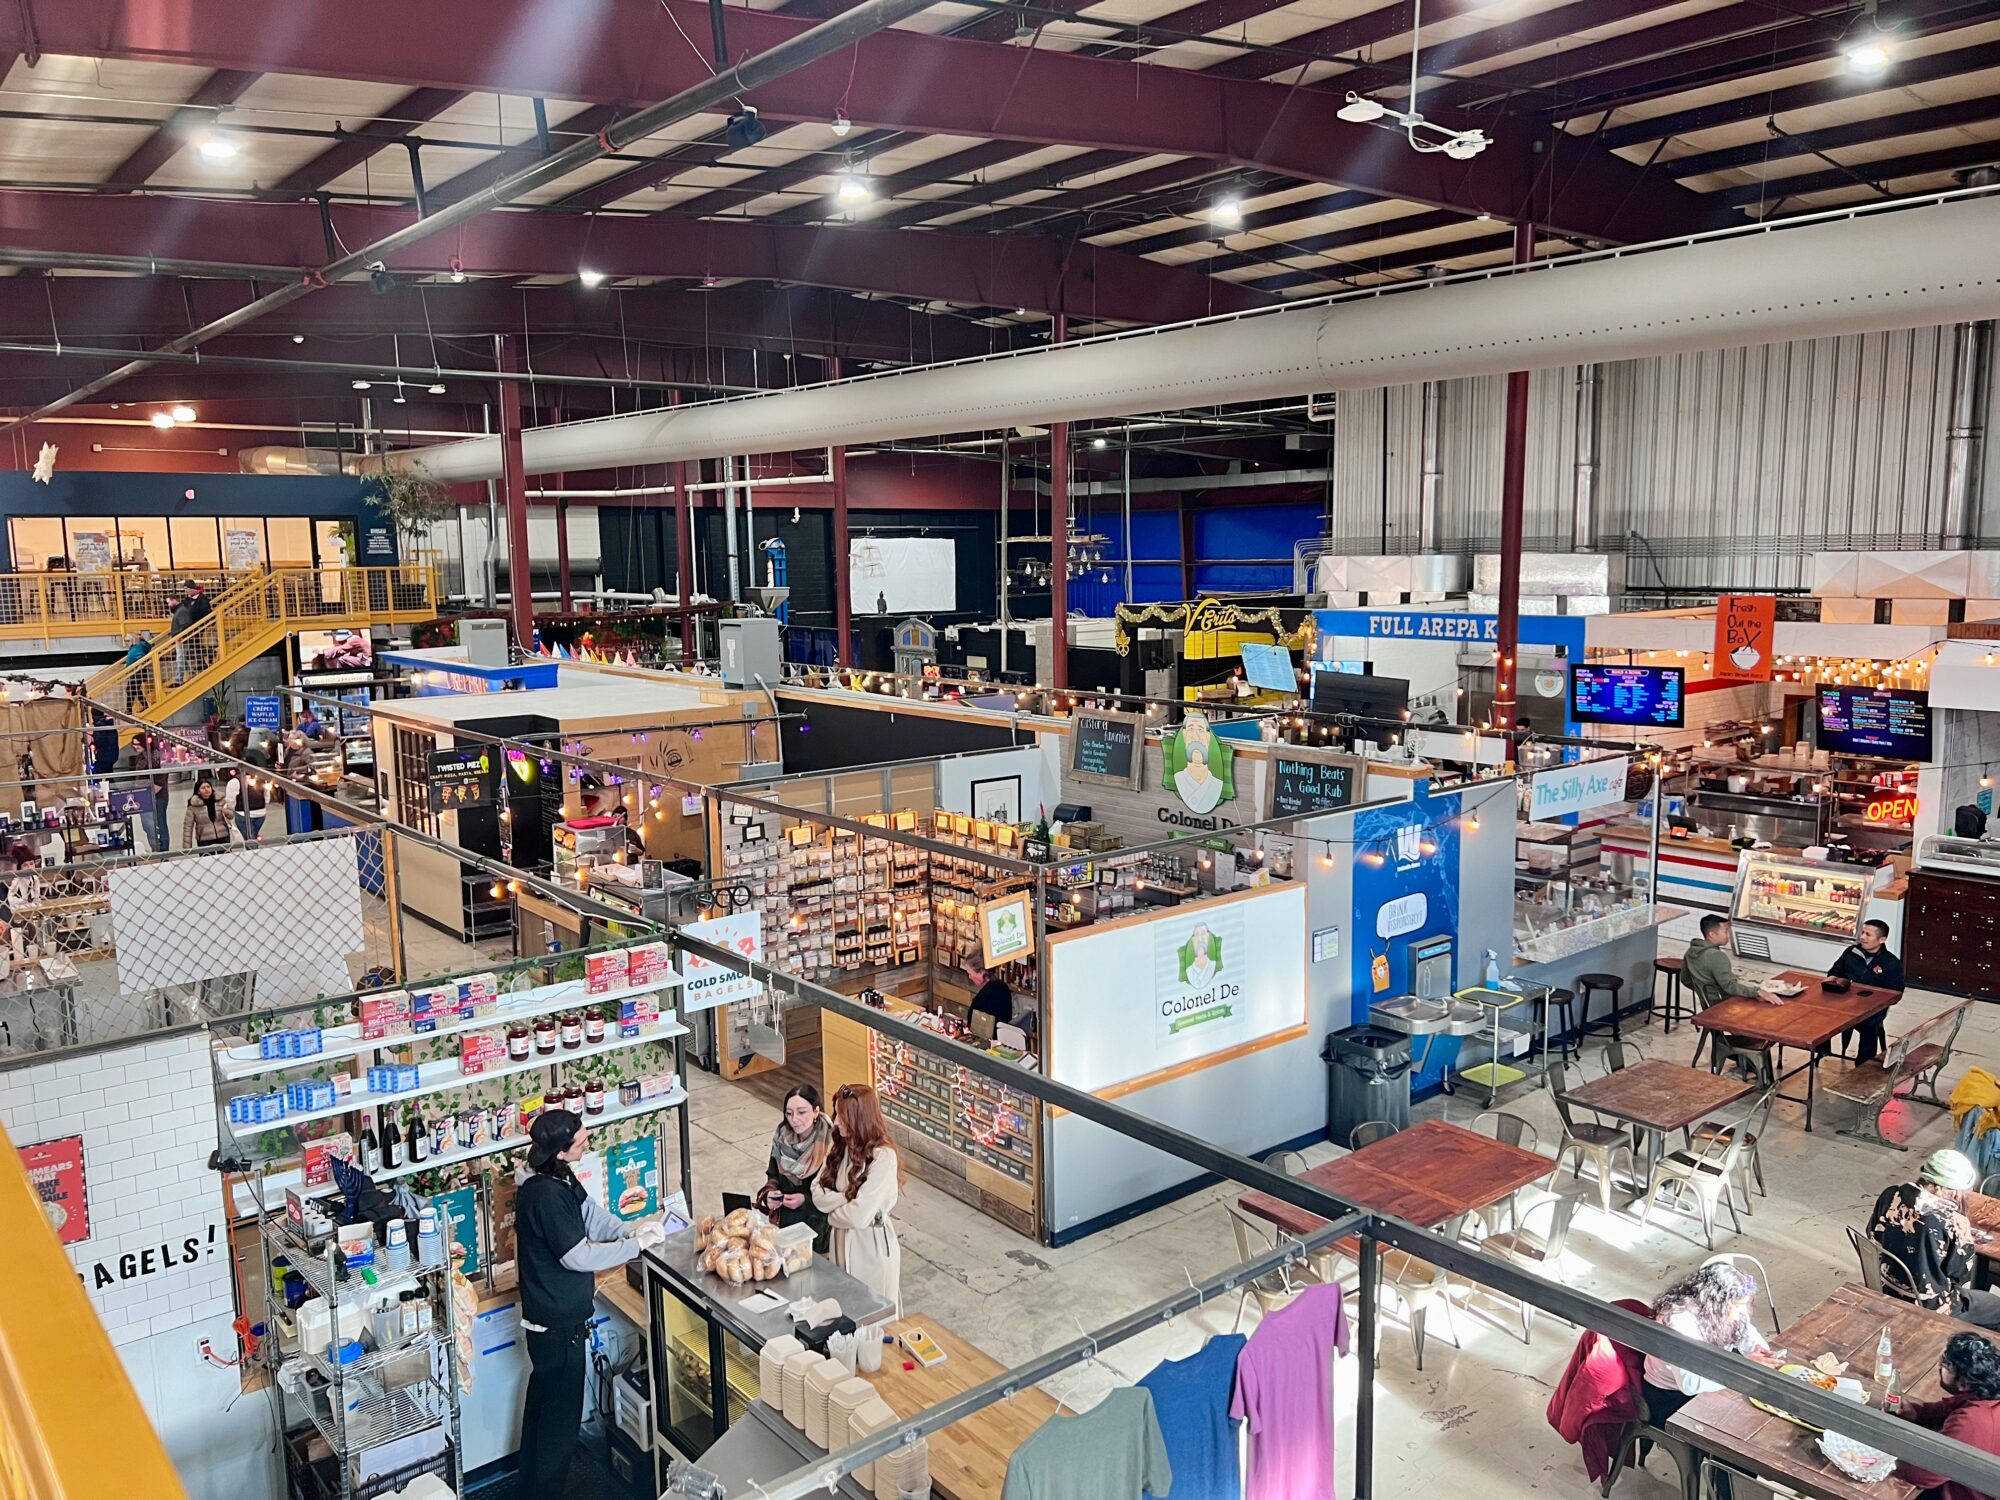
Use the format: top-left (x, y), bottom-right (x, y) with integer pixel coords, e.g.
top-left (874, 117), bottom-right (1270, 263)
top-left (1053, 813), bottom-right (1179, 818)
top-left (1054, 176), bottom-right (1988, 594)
top-left (1229, 1282), bottom-right (1350, 1500)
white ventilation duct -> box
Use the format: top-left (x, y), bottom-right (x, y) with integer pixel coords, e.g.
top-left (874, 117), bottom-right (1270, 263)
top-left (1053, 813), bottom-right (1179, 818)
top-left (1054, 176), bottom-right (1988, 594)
top-left (394, 194), bottom-right (2000, 485)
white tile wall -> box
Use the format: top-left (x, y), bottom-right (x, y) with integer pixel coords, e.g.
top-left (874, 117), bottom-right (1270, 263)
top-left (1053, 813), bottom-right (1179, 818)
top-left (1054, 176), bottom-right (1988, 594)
top-left (0, 1031), bottom-right (230, 1347)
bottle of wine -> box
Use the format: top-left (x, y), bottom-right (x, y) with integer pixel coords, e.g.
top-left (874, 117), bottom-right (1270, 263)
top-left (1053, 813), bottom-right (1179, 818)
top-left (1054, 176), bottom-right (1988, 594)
top-left (407, 1110), bottom-right (429, 1164)
top-left (358, 1125), bottom-right (380, 1174)
top-left (382, 1115), bottom-right (403, 1171)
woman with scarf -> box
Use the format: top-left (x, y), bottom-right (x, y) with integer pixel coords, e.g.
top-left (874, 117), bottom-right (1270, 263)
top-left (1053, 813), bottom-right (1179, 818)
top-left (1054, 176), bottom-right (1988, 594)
top-left (760, 1084), bottom-right (833, 1252)
top-left (182, 775), bottom-right (232, 849)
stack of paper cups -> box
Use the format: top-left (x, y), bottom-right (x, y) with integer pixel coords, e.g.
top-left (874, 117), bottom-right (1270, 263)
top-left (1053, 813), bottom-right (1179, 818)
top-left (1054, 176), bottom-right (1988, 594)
top-left (805, 1356), bottom-right (848, 1447)
top-left (781, 1349), bottom-right (820, 1428)
top-left (759, 1334), bottom-right (804, 1405)
top-left (843, 1396), bottom-right (897, 1489)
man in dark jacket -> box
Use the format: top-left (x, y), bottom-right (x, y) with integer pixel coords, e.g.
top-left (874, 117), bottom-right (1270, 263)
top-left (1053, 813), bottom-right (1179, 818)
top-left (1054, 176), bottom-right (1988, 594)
top-left (1893, 1331), bottom-right (2000, 1500)
top-left (1827, 918), bottom-right (1904, 1062)
top-left (168, 580), bottom-right (211, 682)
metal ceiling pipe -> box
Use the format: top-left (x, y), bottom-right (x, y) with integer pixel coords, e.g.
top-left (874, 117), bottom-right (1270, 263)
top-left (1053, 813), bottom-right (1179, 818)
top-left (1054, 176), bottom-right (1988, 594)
top-left (0, 0), bottom-right (948, 431)
top-left (394, 192), bottom-right (2000, 484)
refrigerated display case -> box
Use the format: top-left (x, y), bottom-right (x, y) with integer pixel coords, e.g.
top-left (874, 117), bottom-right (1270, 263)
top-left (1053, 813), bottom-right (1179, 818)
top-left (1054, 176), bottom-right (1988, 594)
top-left (1730, 851), bottom-right (1872, 966)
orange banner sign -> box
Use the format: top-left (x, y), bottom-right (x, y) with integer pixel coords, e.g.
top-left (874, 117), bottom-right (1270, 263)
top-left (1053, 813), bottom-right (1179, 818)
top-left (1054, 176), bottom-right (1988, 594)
top-left (1714, 594), bottom-right (1776, 680)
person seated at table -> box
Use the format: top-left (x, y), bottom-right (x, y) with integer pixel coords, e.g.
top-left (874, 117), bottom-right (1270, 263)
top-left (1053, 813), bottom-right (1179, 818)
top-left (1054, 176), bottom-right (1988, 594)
top-left (1642, 1263), bottom-right (1780, 1430)
top-left (1683, 915), bottom-right (1786, 1005)
top-left (1891, 1331), bottom-right (2000, 1500)
top-left (1866, 1150), bottom-right (2000, 1330)
top-left (1826, 919), bottom-right (1903, 1063)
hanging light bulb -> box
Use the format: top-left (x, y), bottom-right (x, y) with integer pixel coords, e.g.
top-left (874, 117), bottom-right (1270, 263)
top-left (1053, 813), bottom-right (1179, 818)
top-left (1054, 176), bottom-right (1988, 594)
top-left (835, 171), bottom-right (872, 206)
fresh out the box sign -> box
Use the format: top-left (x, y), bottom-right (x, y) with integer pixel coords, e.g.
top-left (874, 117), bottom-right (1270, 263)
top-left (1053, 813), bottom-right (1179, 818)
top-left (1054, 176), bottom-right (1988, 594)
top-left (82, 1222), bottom-right (220, 1291)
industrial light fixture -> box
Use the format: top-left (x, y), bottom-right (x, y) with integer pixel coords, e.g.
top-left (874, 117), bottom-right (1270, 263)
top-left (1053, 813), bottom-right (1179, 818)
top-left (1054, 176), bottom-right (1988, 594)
top-left (448, 257), bottom-right (467, 284)
top-left (578, 267), bottom-right (606, 287)
top-left (150, 410), bottom-right (177, 429)
top-left (428, 382), bottom-right (447, 395)
top-left (1210, 195), bottom-right (1243, 227)
top-left (831, 109), bottom-right (852, 137)
top-left (351, 379), bottom-right (372, 390)
top-left (835, 161), bottom-right (872, 207)
top-left (291, 333), bottom-right (305, 344)
top-left (724, 106), bottom-right (765, 150)
top-left (1332, 0), bottom-right (1491, 160)
top-left (170, 404), bottom-right (197, 423)
top-left (1091, 436), bottom-right (1108, 449)
top-left (1843, 0), bottom-right (1894, 72)
top-left (196, 131), bottom-right (240, 163)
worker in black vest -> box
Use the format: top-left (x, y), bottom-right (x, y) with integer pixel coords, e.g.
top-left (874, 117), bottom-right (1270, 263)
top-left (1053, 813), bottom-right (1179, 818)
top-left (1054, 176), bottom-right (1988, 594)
top-left (514, 1110), bottom-right (664, 1489)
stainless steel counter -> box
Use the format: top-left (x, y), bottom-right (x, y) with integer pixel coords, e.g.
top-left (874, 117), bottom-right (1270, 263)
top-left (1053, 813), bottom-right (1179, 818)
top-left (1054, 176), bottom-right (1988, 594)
top-left (644, 1228), bottom-right (894, 1350)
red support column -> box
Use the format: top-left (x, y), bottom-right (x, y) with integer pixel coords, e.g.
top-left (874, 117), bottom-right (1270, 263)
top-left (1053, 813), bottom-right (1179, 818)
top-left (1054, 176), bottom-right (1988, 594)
top-left (830, 357), bottom-right (852, 667)
top-left (555, 498), bottom-right (573, 613)
top-left (1492, 222), bottom-right (1535, 760)
top-left (495, 335), bottom-right (535, 649)
top-left (1049, 314), bottom-right (1069, 690)
top-left (670, 392), bottom-right (695, 666)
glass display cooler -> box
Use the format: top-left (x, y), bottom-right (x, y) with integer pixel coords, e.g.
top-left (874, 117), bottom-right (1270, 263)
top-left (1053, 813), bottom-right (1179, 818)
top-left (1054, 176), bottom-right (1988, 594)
top-left (1730, 851), bottom-right (1871, 966)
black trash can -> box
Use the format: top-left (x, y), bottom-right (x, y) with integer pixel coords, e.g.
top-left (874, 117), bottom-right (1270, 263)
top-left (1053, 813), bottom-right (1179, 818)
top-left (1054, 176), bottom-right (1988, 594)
top-left (1321, 1026), bottom-right (1413, 1146)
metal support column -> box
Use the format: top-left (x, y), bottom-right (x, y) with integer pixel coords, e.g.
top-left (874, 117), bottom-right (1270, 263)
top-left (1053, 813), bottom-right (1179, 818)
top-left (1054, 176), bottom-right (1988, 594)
top-left (1357, 1227), bottom-right (1379, 1500)
top-left (555, 498), bottom-right (573, 612)
top-left (495, 335), bottom-right (535, 647)
top-left (1945, 320), bottom-right (1994, 545)
top-left (671, 392), bottom-right (695, 666)
top-left (1122, 442), bottom-right (1134, 600)
top-left (832, 359), bottom-right (852, 666)
top-left (998, 435), bottom-right (1011, 676)
top-left (1418, 381), bottom-right (1444, 554)
top-left (1049, 316), bottom-right (1069, 689)
top-left (1572, 365), bottom-right (1602, 551)
top-left (1492, 223), bottom-right (1535, 755)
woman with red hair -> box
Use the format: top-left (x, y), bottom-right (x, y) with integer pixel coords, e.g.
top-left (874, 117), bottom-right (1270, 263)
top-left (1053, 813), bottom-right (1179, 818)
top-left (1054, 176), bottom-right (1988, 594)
top-left (812, 1083), bottom-right (904, 1314)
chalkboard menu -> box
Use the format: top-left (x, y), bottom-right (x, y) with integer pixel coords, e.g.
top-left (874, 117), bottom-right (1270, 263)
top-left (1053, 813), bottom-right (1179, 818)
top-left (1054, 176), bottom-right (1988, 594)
top-left (1068, 711), bottom-right (1144, 788)
top-left (1265, 752), bottom-right (1363, 819)
top-left (427, 746), bottom-right (494, 814)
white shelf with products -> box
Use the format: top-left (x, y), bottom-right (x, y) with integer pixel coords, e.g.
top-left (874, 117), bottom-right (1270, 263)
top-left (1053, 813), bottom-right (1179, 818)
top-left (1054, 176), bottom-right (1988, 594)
top-left (229, 1087), bottom-right (688, 1217)
top-left (213, 973), bottom-right (684, 1082)
top-left (224, 1017), bottom-right (688, 1140)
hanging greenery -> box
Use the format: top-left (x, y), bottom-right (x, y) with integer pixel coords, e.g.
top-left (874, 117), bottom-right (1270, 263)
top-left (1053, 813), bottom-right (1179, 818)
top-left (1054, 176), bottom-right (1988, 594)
top-left (368, 471), bottom-right (456, 544)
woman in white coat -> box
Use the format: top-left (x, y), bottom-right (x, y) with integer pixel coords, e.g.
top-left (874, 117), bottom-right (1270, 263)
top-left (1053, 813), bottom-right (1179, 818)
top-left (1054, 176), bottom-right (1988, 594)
top-left (811, 1083), bottom-right (903, 1315)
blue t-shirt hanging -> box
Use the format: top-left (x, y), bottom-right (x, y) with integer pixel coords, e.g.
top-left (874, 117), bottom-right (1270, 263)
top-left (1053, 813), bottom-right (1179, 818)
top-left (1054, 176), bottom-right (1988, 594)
top-left (1138, 1332), bottom-right (1247, 1500)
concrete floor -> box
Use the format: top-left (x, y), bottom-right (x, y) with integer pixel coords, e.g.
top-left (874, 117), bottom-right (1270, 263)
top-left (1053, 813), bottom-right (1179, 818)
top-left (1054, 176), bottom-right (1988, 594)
top-left (681, 957), bottom-right (1991, 1499)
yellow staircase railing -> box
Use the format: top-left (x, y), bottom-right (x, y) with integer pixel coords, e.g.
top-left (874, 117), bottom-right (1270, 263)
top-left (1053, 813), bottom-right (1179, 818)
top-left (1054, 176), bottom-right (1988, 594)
top-left (0, 1123), bottom-right (189, 1499)
top-left (0, 567), bottom-right (266, 644)
top-left (88, 565), bottom-right (442, 735)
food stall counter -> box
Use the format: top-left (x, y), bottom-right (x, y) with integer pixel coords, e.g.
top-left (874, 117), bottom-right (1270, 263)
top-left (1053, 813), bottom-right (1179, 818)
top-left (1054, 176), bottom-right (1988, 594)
top-left (860, 1316), bottom-right (1060, 1500)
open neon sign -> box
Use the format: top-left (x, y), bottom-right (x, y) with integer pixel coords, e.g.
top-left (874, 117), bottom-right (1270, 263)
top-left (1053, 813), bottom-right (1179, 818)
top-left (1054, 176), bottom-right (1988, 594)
top-left (1865, 793), bottom-right (1918, 822)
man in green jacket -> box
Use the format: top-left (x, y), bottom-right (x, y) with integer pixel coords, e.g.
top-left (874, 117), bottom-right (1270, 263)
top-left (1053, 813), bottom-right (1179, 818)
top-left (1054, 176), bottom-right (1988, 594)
top-left (1683, 914), bottom-right (1773, 1002)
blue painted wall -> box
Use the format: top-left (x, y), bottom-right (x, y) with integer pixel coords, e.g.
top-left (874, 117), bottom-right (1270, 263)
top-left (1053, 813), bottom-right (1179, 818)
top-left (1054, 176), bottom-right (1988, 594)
top-left (1065, 500), bottom-right (1319, 614)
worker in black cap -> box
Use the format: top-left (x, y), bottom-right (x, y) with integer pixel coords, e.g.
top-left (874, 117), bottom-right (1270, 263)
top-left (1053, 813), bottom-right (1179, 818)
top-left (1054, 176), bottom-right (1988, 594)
top-left (514, 1109), bottom-right (664, 1489)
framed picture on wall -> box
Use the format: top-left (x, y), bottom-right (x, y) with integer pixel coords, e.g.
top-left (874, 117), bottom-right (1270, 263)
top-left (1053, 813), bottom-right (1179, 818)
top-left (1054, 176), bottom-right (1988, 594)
top-left (969, 775), bottom-right (1023, 827)
top-left (978, 889), bottom-right (1036, 967)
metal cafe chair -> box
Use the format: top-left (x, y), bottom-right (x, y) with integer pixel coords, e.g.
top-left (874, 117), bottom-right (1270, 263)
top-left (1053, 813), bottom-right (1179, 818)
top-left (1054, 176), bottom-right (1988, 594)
top-left (1350, 1119), bottom-right (1401, 1151)
top-left (1702, 1251), bottom-right (1782, 1333)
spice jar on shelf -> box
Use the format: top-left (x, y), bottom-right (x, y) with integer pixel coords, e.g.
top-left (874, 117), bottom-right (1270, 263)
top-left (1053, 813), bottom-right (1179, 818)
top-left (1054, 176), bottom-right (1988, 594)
top-left (533, 1018), bottom-right (558, 1055)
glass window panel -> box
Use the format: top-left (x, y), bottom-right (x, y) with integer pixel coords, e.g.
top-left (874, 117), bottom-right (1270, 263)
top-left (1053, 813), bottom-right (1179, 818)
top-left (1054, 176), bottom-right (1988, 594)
top-left (9, 517), bottom-right (66, 570)
top-left (220, 518), bottom-right (267, 570)
top-left (113, 518), bottom-right (170, 572)
top-left (267, 516), bottom-right (313, 567)
top-left (64, 517), bottom-right (118, 573)
top-left (169, 518), bottom-right (221, 571)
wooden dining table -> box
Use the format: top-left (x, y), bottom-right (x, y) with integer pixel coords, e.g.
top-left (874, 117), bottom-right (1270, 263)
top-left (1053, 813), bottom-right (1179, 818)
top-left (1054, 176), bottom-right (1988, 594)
top-left (1237, 1118), bottom-right (1553, 1235)
top-left (1690, 969), bottom-right (1903, 1130)
top-left (1558, 1058), bottom-right (1754, 1196)
top-left (1668, 1282), bottom-right (1956, 1500)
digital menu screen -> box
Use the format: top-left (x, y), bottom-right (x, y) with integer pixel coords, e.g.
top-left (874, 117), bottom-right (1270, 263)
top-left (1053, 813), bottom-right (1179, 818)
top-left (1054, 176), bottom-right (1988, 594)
top-left (1569, 665), bottom-right (1685, 728)
top-left (1816, 686), bottom-right (1932, 760)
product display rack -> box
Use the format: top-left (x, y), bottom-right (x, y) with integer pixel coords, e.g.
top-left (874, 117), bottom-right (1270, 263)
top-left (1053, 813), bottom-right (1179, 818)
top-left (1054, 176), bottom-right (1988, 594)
top-left (869, 1018), bottom-right (1039, 1234)
top-left (255, 1215), bottom-right (459, 1500)
top-left (1729, 850), bottom-right (1873, 965)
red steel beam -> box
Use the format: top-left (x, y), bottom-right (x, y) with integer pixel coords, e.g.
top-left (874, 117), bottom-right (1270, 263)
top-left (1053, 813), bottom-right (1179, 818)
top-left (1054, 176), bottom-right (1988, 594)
top-left (105, 69), bottom-right (260, 188)
top-left (1492, 221), bottom-right (1533, 752)
top-left (830, 358), bottom-right (851, 666)
top-left (1049, 315), bottom-right (1069, 691)
top-left (273, 87), bottom-right (466, 193)
top-left (497, 335), bottom-right (535, 646)
top-left (426, 103), bottom-right (624, 208)
top-left (0, 189), bottom-right (1272, 324)
top-left (1708, 139), bottom-right (2000, 210)
top-left (1667, 96), bottom-right (2000, 180)
top-left (1196, 0), bottom-right (1521, 81)
top-left (5, 0), bottom-right (1711, 243)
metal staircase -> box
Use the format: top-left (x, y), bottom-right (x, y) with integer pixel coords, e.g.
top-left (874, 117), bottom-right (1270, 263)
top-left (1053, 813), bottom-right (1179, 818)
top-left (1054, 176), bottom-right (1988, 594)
top-left (86, 565), bottom-right (441, 735)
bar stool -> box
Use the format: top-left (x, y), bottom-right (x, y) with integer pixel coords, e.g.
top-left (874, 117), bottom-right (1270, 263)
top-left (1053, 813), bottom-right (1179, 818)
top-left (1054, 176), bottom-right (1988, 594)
top-left (1652, 957), bottom-right (1691, 1033)
top-left (1532, 987), bottom-right (1581, 1063)
top-left (1576, 972), bottom-right (1625, 1041)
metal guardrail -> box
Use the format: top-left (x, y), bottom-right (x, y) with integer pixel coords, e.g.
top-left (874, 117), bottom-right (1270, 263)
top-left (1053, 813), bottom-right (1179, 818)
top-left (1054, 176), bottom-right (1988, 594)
top-left (0, 567), bottom-right (261, 643)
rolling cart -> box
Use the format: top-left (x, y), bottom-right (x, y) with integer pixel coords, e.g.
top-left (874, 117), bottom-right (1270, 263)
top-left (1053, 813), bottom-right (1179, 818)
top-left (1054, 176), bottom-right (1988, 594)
top-left (1445, 985), bottom-right (1534, 1106)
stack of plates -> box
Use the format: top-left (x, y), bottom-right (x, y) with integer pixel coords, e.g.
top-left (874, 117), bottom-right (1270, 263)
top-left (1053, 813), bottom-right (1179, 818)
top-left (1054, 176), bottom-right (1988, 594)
top-left (781, 1349), bottom-right (820, 1427)
top-left (805, 1356), bottom-right (848, 1447)
top-left (873, 1436), bottom-right (930, 1500)
top-left (843, 1395), bottom-right (898, 1489)
top-left (759, 1334), bottom-right (803, 1402)
top-left (828, 1375), bottom-right (875, 1454)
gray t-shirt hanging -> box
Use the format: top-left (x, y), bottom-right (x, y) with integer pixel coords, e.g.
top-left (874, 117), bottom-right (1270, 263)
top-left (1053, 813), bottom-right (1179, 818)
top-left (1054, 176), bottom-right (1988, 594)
top-left (1002, 1387), bottom-right (1175, 1500)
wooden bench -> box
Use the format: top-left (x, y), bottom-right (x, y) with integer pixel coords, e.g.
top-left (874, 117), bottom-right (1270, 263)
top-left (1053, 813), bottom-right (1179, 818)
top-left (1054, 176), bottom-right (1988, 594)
top-left (1823, 999), bottom-right (1973, 1150)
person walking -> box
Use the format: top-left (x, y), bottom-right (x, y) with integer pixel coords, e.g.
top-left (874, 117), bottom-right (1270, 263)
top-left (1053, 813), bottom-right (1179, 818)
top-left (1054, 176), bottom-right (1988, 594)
top-left (128, 733), bottom-right (172, 853)
top-left (121, 630), bottom-right (154, 711)
top-left (812, 1083), bottom-right (904, 1315)
top-left (169, 580), bottom-right (211, 682)
top-left (182, 776), bottom-right (232, 849)
top-left (513, 1110), bottom-right (663, 1492)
